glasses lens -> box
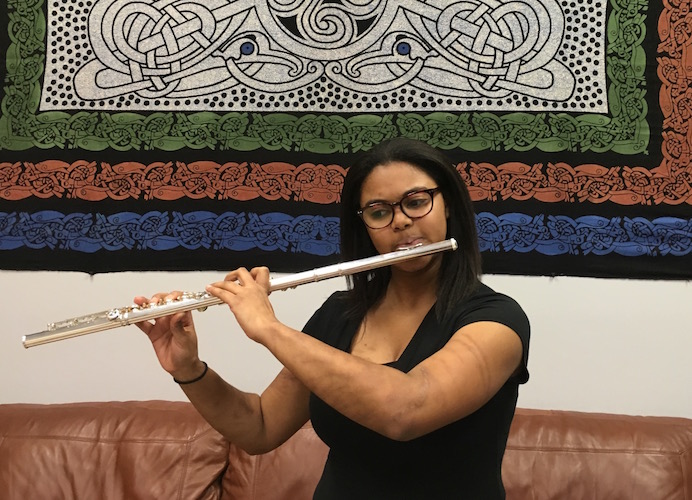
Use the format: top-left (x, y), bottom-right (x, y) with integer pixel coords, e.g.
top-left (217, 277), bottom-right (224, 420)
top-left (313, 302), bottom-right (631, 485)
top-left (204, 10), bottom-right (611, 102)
top-left (401, 191), bottom-right (433, 218)
top-left (359, 190), bottom-right (436, 229)
top-left (362, 204), bottom-right (393, 229)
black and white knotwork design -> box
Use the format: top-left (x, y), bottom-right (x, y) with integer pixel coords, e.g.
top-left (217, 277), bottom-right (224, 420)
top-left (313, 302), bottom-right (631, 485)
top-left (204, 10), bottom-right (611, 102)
top-left (42, 0), bottom-right (604, 111)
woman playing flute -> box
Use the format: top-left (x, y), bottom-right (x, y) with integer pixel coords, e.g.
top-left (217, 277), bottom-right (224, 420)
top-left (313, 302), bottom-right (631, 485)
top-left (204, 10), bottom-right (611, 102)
top-left (135, 137), bottom-right (530, 498)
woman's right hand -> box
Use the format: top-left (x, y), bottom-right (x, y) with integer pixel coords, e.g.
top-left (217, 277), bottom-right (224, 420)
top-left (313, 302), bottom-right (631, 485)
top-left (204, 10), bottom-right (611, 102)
top-left (133, 292), bottom-right (203, 381)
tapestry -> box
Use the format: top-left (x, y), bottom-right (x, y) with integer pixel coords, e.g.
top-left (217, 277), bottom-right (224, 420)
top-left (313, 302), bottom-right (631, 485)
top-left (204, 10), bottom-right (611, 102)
top-left (1, 0), bottom-right (690, 279)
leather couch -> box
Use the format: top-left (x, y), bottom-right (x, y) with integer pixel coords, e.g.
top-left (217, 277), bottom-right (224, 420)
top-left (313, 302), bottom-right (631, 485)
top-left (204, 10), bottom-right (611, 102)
top-left (1, 400), bottom-right (691, 499)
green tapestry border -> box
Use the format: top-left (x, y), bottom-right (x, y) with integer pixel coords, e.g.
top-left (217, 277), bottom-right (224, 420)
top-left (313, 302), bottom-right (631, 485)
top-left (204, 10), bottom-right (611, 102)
top-left (0, 0), bottom-right (648, 154)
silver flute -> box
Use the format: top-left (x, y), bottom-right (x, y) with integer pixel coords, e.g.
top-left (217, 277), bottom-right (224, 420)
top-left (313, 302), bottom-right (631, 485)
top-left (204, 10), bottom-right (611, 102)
top-left (23, 238), bottom-right (458, 348)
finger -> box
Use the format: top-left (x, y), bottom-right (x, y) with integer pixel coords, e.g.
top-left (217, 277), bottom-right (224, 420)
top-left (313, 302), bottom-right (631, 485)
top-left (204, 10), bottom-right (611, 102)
top-left (205, 281), bottom-right (244, 306)
top-left (163, 291), bottom-right (183, 301)
top-left (167, 312), bottom-right (189, 332)
top-left (250, 266), bottom-right (269, 280)
top-left (250, 266), bottom-right (271, 290)
top-left (206, 282), bottom-right (237, 300)
top-left (134, 320), bottom-right (154, 335)
top-left (223, 268), bottom-right (240, 282)
top-left (235, 267), bottom-right (258, 287)
top-left (224, 267), bottom-right (251, 285)
top-left (133, 295), bottom-right (149, 307)
top-left (208, 277), bottom-right (243, 293)
top-left (148, 291), bottom-right (182, 305)
top-left (145, 290), bottom-right (180, 300)
top-left (144, 294), bottom-right (164, 306)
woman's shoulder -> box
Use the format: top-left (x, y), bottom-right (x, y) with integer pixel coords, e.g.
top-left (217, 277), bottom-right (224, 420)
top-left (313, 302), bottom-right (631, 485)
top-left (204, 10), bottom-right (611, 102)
top-left (450, 282), bottom-right (530, 335)
top-left (301, 290), bottom-right (352, 336)
top-left (469, 282), bottom-right (523, 308)
top-left (318, 290), bottom-right (351, 309)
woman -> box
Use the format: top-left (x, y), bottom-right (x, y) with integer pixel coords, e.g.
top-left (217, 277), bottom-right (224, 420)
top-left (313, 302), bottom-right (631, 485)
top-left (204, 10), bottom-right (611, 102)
top-left (135, 137), bottom-right (530, 498)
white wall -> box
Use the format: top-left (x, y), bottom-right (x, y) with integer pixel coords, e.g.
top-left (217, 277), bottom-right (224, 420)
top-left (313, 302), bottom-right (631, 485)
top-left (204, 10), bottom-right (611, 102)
top-left (2, 270), bottom-right (691, 418)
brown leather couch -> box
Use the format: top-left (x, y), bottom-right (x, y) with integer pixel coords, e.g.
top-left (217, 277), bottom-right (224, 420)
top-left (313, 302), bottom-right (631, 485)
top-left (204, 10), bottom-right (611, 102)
top-left (1, 400), bottom-right (691, 499)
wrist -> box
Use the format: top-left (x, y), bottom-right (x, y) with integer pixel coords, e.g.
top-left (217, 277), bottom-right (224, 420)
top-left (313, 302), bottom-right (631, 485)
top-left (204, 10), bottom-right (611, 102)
top-left (172, 360), bottom-right (208, 385)
top-left (261, 321), bottom-right (290, 351)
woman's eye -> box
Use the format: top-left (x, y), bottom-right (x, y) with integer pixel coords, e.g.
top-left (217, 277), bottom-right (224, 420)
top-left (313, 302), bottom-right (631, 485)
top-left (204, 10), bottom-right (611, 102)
top-left (404, 195), bottom-right (428, 209)
top-left (368, 206), bottom-right (390, 219)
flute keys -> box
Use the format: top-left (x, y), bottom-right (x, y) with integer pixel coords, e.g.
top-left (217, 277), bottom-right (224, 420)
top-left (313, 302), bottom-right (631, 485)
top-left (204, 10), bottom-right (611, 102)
top-left (108, 308), bottom-right (124, 320)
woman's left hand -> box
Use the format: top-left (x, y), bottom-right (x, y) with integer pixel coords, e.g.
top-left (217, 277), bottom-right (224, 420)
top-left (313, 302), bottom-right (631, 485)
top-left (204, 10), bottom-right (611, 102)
top-left (205, 266), bottom-right (280, 343)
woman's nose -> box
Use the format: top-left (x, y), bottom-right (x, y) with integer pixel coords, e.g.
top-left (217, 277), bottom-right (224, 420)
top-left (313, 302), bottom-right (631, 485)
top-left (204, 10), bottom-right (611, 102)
top-left (390, 204), bottom-right (412, 229)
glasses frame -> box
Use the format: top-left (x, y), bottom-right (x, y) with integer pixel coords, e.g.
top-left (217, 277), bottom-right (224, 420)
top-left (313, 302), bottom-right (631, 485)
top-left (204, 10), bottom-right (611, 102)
top-left (356, 187), bottom-right (441, 229)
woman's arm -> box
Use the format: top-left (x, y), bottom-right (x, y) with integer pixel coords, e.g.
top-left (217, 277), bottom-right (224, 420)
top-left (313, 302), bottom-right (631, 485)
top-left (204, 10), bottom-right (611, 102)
top-left (261, 320), bottom-right (520, 441)
top-left (207, 268), bottom-right (523, 442)
top-left (134, 297), bottom-right (310, 455)
top-left (177, 363), bottom-right (311, 454)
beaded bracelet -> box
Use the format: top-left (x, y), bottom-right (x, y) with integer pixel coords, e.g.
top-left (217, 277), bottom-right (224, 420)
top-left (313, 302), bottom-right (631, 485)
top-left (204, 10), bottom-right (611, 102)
top-left (173, 361), bottom-right (208, 385)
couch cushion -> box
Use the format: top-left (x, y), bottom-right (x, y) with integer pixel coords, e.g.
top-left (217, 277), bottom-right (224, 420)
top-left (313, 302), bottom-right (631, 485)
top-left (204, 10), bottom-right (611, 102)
top-left (0, 400), bottom-right (229, 500)
top-left (504, 408), bottom-right (692, 500)
top-left (223, 422), bottom-right (328, 500)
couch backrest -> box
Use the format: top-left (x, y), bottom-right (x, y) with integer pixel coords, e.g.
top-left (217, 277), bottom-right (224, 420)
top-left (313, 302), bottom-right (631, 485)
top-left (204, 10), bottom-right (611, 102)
top-left (504, 408), bottom-right (692, 500)
top-left (222, 408), bottom-right (692, 500)
top-left (0, 401), bottom-right (229, 500)
top-left (3, 402), bottom-right (692, 499)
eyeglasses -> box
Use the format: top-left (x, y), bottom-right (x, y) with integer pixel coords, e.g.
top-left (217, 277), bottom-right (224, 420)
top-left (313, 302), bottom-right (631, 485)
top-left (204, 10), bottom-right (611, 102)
top-left (357, 188), bottom-right (441, 229)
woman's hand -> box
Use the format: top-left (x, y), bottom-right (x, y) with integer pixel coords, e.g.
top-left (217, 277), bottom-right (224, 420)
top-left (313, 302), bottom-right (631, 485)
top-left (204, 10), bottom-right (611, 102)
top-left (133, 292), bottom-right (203, 381)
top-left (205, 267), bottom-right (280, 344)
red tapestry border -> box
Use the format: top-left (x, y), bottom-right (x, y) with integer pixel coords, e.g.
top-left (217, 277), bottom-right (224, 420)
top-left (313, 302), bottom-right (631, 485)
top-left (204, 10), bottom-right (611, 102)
top-left (2, 160), bottom-right (690, 206)
top-left (462, 160), bottom-right (691, 205)
top-left (659, 0), bottom-right (692, 177)
top-left (0, 160), bottom-right (347, 204)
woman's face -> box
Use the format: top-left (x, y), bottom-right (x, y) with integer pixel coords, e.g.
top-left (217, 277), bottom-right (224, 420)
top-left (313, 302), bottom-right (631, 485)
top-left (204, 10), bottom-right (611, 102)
top-left (359, 161), bottom-right (448, 262)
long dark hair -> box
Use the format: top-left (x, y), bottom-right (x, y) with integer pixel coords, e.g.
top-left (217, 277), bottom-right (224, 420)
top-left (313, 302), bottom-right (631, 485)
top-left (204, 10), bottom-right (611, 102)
top-left (340, 137), bottom-right (481, 321)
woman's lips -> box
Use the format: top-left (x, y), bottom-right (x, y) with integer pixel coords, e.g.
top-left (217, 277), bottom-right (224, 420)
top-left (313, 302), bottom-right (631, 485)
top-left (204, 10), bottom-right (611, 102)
top-left (395, 240), bottom-right (424, 251)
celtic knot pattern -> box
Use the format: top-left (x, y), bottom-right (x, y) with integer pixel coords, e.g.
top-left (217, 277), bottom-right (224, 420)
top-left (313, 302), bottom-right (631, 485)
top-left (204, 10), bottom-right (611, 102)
top-left (3, 160), bottom-right (690, 206)
top-left (46, 0), bottom-right (587, 112)
top-left (1, 0), bottom-right (645, 154)
top-left (0, 211), bottom-right (341, 254)
top-left (1, 0), bottom-right (678, 277)
top-left (659, 0), bottom-right (692, 188)
top-left (2, 210), bottom-right (690, 257)
top-left (77, 0), bottom-right (238, 100)
top-left (92, 0), bottom-right (225, 99)
top-left (261, 0), bottom-right (388, 53)
top-left (428, 0), bottom-right (571, 100)
top-left (460, 162), bottom-right (692, 205)
top-left (0, 160), bottom-right (346, 203)
top-left (477, 213), bottom-right (692, 257)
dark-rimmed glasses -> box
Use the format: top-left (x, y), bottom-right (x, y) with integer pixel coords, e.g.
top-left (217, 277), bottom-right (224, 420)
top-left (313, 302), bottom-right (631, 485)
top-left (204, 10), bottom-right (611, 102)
top-left (357, 188), bottom-right (441, 229)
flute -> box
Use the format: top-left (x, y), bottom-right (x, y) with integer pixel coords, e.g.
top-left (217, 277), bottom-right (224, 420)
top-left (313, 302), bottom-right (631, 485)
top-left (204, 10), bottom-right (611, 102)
top-left (22, 238), bottom-right (458, 348)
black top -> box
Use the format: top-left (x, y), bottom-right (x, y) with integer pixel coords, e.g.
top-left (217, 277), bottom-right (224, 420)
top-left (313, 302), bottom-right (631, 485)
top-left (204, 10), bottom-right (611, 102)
top-left (303, 283), bottom-right (530, 500)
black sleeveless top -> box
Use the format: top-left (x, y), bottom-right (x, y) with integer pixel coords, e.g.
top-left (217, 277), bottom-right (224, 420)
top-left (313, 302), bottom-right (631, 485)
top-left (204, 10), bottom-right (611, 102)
top-left (303, 283), bottom-right (530, 499)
